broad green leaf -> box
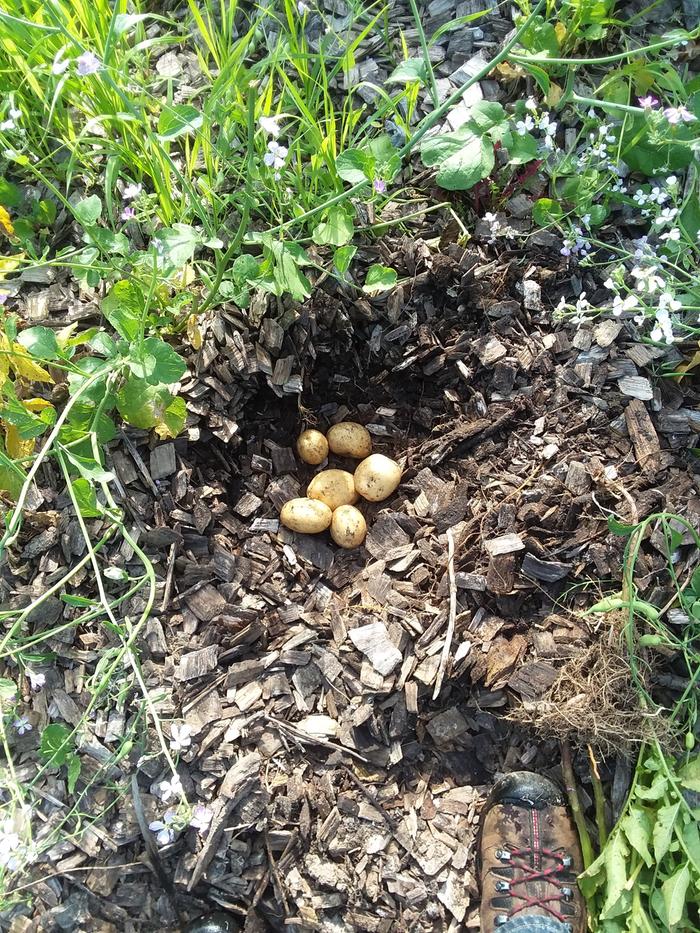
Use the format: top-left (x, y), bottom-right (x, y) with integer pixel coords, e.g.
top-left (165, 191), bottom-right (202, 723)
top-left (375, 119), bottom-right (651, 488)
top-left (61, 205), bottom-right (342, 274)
top-left (312, 205), bottom-right (355, 247)
top-left (335, 149), bottom-right (373, 185)
top-left (86, 227), bottom-right (129, 255)
top-left (588, 204), bottom-right (608, 227)
top-left (40, 723), bottom-right (72, 767)
top-left (421, 127), bottom-right (494, 191)
top-left (607, 515), bottom-right (636, 536)
top-left (101, 280), bottom-right (142, 342)
top-left (682, 820), bottom-right (700, 872)
top-left (89, 331), bottom-right (118, 358)
top-left (363, 264), bottom-right (397, 296)
top-left (154, 224), bottom-right (200, 267)
top-left (466, 101), bottom-right (508, 136)
top-left (679, 755), bottom-right (700, 792)
top-left (0, 177), bottom-right (22, 208)
top-left (621, 809), bottom-right (653, 868)
top-left (72, 478), bottom-right (101, 518)
top-left (518, 14), bottom-right (560, 56)
top-left (155, 395), bottom-right (186, 439)
top-left (231, 253), bottom-right (260, 284)
top-left (16, 326), bottom-right (60, 360)
top-left (0, 677), bottom-right (17, 700)
top-left (158, 104), bottom-right (203, 140)
top-left (532, 198), bottom-right (564, 226)
top-left (140, 337), bottom-right (187, 385)
top-left (67, 753), bottom-right (81, 794)
top-left (601, 832), bottom-right (629, 920)
top-left (117, 376), bottom-right (184, 437)
top-left (334, 245), bottom-right (356, 276)
top-left (636, 772), bottom-right (668, 800)
top-left (505, 131), bottom-right (539, 164)
top-left (386, 58), bottom-right (427, 85)
top-left (653, 801), bottom-right (680, 861)
top-left (60, 445), bottom-right (114, 484)
top-left (74, 195), bottom-right (102, 227)
top-left (662, 863), bottom-right (690, 928)
top-left (0, 450), bottom-right (26, 498)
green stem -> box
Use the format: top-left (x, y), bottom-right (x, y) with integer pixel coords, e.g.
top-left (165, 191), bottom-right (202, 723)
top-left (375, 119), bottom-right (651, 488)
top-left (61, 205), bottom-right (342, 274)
top-left (561, 740), bottom-right (594, 869)
top-left (511, 31), bottom-right (699, 66)
top-left (408, 0), bottom-right (439, 110)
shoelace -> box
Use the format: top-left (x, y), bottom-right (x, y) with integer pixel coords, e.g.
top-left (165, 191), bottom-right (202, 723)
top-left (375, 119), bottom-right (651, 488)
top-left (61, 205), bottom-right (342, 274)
top-left (503, 846), bottom-right (571, 922)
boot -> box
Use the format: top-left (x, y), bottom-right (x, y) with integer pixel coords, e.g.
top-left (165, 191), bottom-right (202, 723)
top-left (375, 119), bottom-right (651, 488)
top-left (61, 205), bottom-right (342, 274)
top-left (479, 771), bottom-right (587, 932)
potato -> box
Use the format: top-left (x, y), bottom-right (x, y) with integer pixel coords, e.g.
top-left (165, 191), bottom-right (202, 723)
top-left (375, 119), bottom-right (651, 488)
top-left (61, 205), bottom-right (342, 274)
top-left (327, 422), bottom-right (372, 459)
top-left (354, 454), bottom-right (402, 502)
top-left (280, 498), bottom-right (332, 533)
top-left (296, 429), bottom-right (328, 465)
top-left (331, 505), bottom-right (367, 549)
top-left (307, 469), bottom-right (358, 511)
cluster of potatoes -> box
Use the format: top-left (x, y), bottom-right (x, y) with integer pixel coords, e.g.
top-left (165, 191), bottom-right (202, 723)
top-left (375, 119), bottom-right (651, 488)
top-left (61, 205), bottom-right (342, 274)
top-left (279, 422), bottom-right (402, 549)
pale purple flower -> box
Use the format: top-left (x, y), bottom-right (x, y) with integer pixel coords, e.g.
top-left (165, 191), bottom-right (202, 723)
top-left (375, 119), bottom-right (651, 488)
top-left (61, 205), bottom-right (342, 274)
top-left (25, 670), bottom-right (45, 692)
top-left (122, 182), bottom-right (142, 200)
top-left (77, 52), bottom-right (101, 76)
top-left (263, 140), bottom-right (287, 170)
top-left (121, 206), bottom-right (135, 221)
top-left (190, 804), bottom-right (213, 833)
top-left (148, 809), bottom-right (178, 846)
top-left (0, 292), bottom-right (8, 306)
top-left (13, 716), bottom-right (32, 736)
top-left (169, 723), bottom-right (192, 753)
top-left (373, 178), bottom-right (386, 194)
top-left (664, 106), bottom-right (695, 125)
top-left (638, 95), bottom-right (658, 110)
top-left (297, 0), bottom-right (310, 12)
top-left (0, 820), bottom-right (20, 868)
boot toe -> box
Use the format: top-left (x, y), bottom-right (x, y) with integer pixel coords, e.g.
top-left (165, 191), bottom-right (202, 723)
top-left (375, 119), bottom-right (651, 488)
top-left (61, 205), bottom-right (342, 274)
top-left (488, 770), bottom-right (566, 810)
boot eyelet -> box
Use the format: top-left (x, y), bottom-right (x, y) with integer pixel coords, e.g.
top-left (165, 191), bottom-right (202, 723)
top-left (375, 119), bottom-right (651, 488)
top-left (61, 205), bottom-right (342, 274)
top-left (561, 886), bottom-right (573, 900)
top-left (495, 848), bottom-right (511, 862)
top-left (494, 917), bottom-right (510, 927)
top-left (561, 854), bottom-right (573, 868)
top-left (495, 880), bottom-right (510, 893)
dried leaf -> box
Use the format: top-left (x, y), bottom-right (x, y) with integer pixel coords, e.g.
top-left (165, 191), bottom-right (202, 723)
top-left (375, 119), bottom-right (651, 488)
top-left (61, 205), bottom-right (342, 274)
top-left (0, 206), bottom-right (14, 237)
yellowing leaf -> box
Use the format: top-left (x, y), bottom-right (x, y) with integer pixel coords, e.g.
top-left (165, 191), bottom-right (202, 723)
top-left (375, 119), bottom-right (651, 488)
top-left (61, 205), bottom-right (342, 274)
top-left (0, 252), bottom-right (23, 281)
top-left (0, 206), bottom-right (14, 237)
top-left (545, 82), bottom-right (564, 107)
top-left (186, 313), bottom-right (203, 350)
top-left (554, 21), bottom-right (567, 43)
top-left (8, 343), bottom-right (53, 383)
top-left (4, 423), bottom-right (34, 459)
top-left (675, 347), bottom-right (700, 380)
top-left (494, 62), bottom-right (526, 81)
top-left (23, 397), bottom-right (53, 412)
top-left (174, 264), bottom-right (195, 287)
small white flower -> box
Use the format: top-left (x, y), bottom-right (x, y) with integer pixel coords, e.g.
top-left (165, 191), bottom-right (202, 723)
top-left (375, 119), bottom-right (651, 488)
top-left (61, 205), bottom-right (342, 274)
top-left (632, 265), bottom-right (665, 294)
top-left (633, 189), bottom-right (648, 206)
top-left (604, 277), bottom-right (616, 291)
top-left (26, 670), bottom-right (45, 691)
top-left (190, 804), bottom-right (213, 833)
top-left (659, 291), bottom-right (682, 312)
top-left (515, 115), bottom-right (534, 135)
top-left (149, 809), bottom-right (178, 846)
top-left (525, 97), bottom-right (538, 112)
top-left (297, 0), bottom-right (310, 11)
top-left (169, 723), bottom-right (192, 753)
top-left (258, 115), bottom-right (281, 138)
top-left (158, 776), bottom-right (183, 803)
top-left (612, 294), bottom-right (639, 316)
top-left (666, 175), bottom-right (677, 186)
top-left (122, 182), bottom-right (142, 200)
top-left (659, 227), bottom-right (681, 242)
top-left (76, 51), bottom-right (101, 76)
top-left (13, 716), bottom-right (32, 736)
top-left (0, 119), bottom-right (15, 132)
top-left (581, 213), bottom-right (591, 226)
top-left (654, 206), bottom-right (679, 226)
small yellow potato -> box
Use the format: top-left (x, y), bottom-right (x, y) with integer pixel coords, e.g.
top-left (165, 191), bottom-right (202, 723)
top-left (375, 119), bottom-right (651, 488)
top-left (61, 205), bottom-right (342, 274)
top-left (354, 454), bottom-right (402, 502)
top-left (296, 429), bottom-right (328, 465)
top-left (327, 421), bottom-right (372, 459)
top-left (331, 505), bottom-right (367, 549)
top-left (280, 498), bottom-right (332, 533)
top-left (307, 469), bottom-right (358, 511)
